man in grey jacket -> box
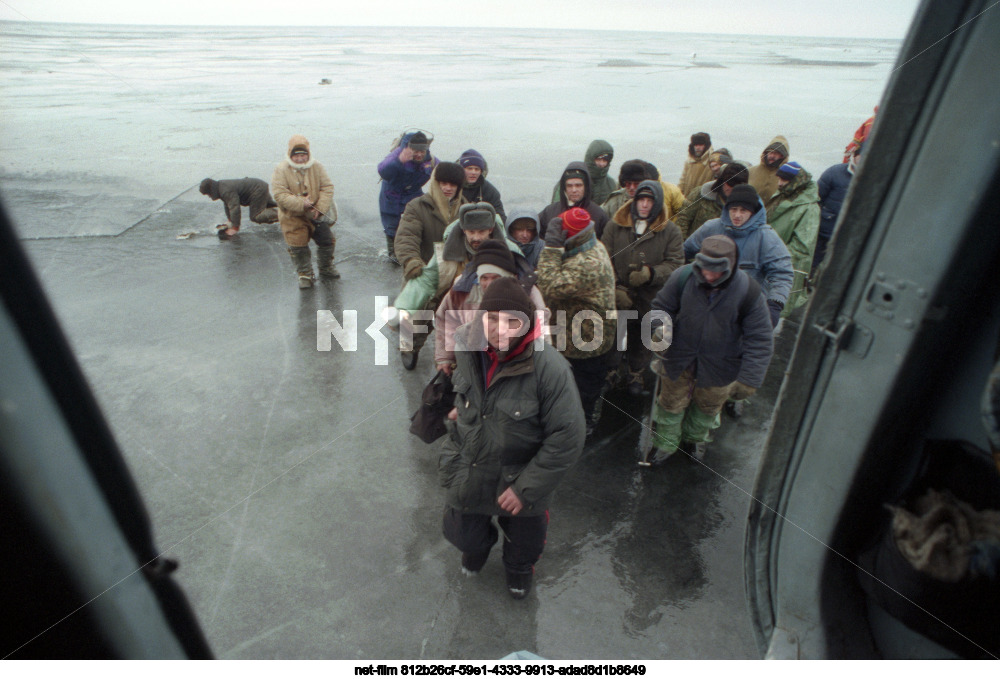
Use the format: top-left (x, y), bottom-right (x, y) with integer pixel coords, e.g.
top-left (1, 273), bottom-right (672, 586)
top-left (648, 235), bottom-right (774, 464)
top-left (439, 277), bottom-right (585, 599)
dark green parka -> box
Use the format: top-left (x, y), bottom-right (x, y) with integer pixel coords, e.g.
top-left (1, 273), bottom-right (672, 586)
top-left (438, 321), bottom-right (585, 517)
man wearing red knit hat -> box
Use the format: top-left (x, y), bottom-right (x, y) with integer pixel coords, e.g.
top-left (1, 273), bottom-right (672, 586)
top-left (535, 207), bottom-right (617, 437)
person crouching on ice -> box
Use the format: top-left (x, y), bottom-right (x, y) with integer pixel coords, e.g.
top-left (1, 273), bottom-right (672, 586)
top-left (647, 235), bottom-right (774, 464)
top-left (439, 277), bottom-right (584, 599)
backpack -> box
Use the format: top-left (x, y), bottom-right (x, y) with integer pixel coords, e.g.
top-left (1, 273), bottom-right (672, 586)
top-left (674, 263), bottom-right (762, 323)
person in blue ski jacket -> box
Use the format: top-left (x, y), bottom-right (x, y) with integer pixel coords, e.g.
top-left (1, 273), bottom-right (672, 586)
top-left (378, 130), bottom-right (438, 263)
top-left (684, 184), bottom-right (793, 327)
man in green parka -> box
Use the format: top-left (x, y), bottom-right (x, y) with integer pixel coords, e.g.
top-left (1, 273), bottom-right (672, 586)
top-left (439, 277), bottom-right (585, 600)
top-left (551, 139), bottom-right (618, 206)
top-left (766, 161), bottom-right (820, 318)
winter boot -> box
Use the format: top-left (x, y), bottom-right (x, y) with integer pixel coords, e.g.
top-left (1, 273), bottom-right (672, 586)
top-left (725, 399), bottom-right (744, 419)
top-left (386, 236), bottom-right (400, 266)
top-left (288, 246), bottom-right (314, 289)
top-left (461, 551), bottom-right (490, 576)
top-left (316, 244), bottom-right (340, 279)
top-left (691, 441), bottom-right (708, 461)
top-left (506, 570), bottom-right (533, 600)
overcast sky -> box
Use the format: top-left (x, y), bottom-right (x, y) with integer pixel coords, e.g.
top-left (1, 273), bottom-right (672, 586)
top-left (0, 0), bottom-right (922, 39)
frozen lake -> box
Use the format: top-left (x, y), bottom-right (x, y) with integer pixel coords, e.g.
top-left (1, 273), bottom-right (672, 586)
top-left (1, 21), bottom-right (901, 660)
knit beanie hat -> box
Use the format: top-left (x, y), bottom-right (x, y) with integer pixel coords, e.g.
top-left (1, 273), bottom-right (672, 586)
top-left (725, 184), bottom-right (760, 214)
top-left (472, 240), bottom-right (516, 277)
top-left (618, 160), bottom-right (649, 184)
top-left (459, 201), bottom-right (497, 231)
top-left (434, 161), bottom-right (465, 187)
top-left (561, 207), bottom-right (592, 237)
top-left (776, 161), bottom-right (802, 181)
top-left (408, 131), bottom-right (430, 151)
top-left (199, 178), bottom-right (215, 195)
top-left (458, 149), bottom-right (487, 170)
top-left (480, 276), bottom-right (534, 326)
top-left (711, 162), bottom-right (749, 193)
top-left (694, 235), bottom-right (737, 287)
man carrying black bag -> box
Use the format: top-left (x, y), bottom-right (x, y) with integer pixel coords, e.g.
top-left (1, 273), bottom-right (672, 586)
top-left (437, 277), bottom-right (585, 599)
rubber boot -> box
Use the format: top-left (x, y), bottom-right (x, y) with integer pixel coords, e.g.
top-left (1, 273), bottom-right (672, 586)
top-left (317, 244), bottom-right (340, 279)
top-left (386, 236), bottom-right (400, 266)
top-left (288, 246), bottom-right (314, 289)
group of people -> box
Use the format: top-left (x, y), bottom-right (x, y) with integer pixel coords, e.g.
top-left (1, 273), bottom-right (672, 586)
top-left (198, 124), bottom-right (869, 600)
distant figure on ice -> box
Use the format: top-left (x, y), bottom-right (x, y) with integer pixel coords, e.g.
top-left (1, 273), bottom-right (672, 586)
top-left (747, 135), bottom-right (790, 209)
top-left (551, 140), bottom-right (618, 206)
top-left (378, 130), bottom-right (438, 265)
top-left (538, 162), bottom-right (609, 239)
top-left (843, 106), bottom-right (877, 162)
top-left (457, 149), bottom-right (505, 223)
top-left (677, 132), bottom-right (714, 196)
top-left (814, 145), bottom-right (862, 273)
top-left (271, 135), bottom-right (338, 289)
top-left (439, 276), bottom-right (584, 600)
top-left (647, 235), bottom-right (774, 464)
top-left (198, 177), bottom-right (278, 239)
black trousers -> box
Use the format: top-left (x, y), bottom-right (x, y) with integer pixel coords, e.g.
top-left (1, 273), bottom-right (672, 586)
top-left (567, 353), bottom-right (609, 422)
top-left (442, 507), bottom-right (548, 575)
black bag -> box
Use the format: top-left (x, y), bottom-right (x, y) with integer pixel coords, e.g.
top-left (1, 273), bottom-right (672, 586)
top-left (409, 370), bottom-right (456, 444)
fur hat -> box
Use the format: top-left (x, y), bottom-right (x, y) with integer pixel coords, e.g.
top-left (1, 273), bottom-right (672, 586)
top-left (434, 162), bottom-right (466, 187)
top-left (199, 178), bottom-right (215, 196)
top-left (694, 235), bottom-right (737, 287)
top-left (691, 132), bottom-right (711, 147)
top-left (709, 148), bottom-right (733, 165)
top-left (711, 162), bottom-right (750, 193)
top-left (459, 201), bottom-right (497, 231)
top-left (725, 184), bottom-right (760, 214)
top-left (619, 160), bottom-right (649, 185)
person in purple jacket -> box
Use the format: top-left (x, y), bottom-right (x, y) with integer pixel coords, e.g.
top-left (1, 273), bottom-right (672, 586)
top-left (378, 130), bottom-right (438, 264)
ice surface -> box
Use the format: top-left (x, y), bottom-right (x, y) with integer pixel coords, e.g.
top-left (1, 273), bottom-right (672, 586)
top-left (1, 22), bottom-right (896, 239)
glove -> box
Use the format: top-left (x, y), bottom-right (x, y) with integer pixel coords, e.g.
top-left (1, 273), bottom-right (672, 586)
top-left (628, 265), bottom-right (652, 287)
top-left (403, 259), bottom-right (424, 280)
top-left (615, 286), bottom-right (633, 310)
top-left (767, 299), bottom-right (784, 328)
top-left (544, 221), bottom-right (568, 248)
top-left (731, 382), bottom-right (756, 401)
top-left (650, 323), bottom-right (672, 355)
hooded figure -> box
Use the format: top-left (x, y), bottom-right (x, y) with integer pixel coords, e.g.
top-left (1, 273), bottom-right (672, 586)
top-left (678, 132), bottom-right (715, 196)
top-left (747, 135), bottom-right (790, 209)
top-left (815, 147), bottom-right (861, 272)
top-left (271, 134), bottom-right (337, 287)
top-left (550, 140), bottom-right (618, 206)
top-left (538, 161), bottom-right (610, 239)
top-left (505, 208), bottom-right (543, 268)
top-left (766, 162), bottom-right (821, 317)
top-left (458, 149), bottom-right (506, 222)
top-left (601, 179), bottom-right (684, 394)
top-left (394, 162), bottom-right (467, 279)
top-left (647, 234), bottom-right (774, 463)
top-left (684, 183), bottom-right (794, 328)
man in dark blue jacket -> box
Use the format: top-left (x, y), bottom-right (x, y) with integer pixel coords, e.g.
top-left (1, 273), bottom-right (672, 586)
top-left (648, 234), bottom-right (774, 463)
top-left (814, 146), bottom-right (861, 274)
